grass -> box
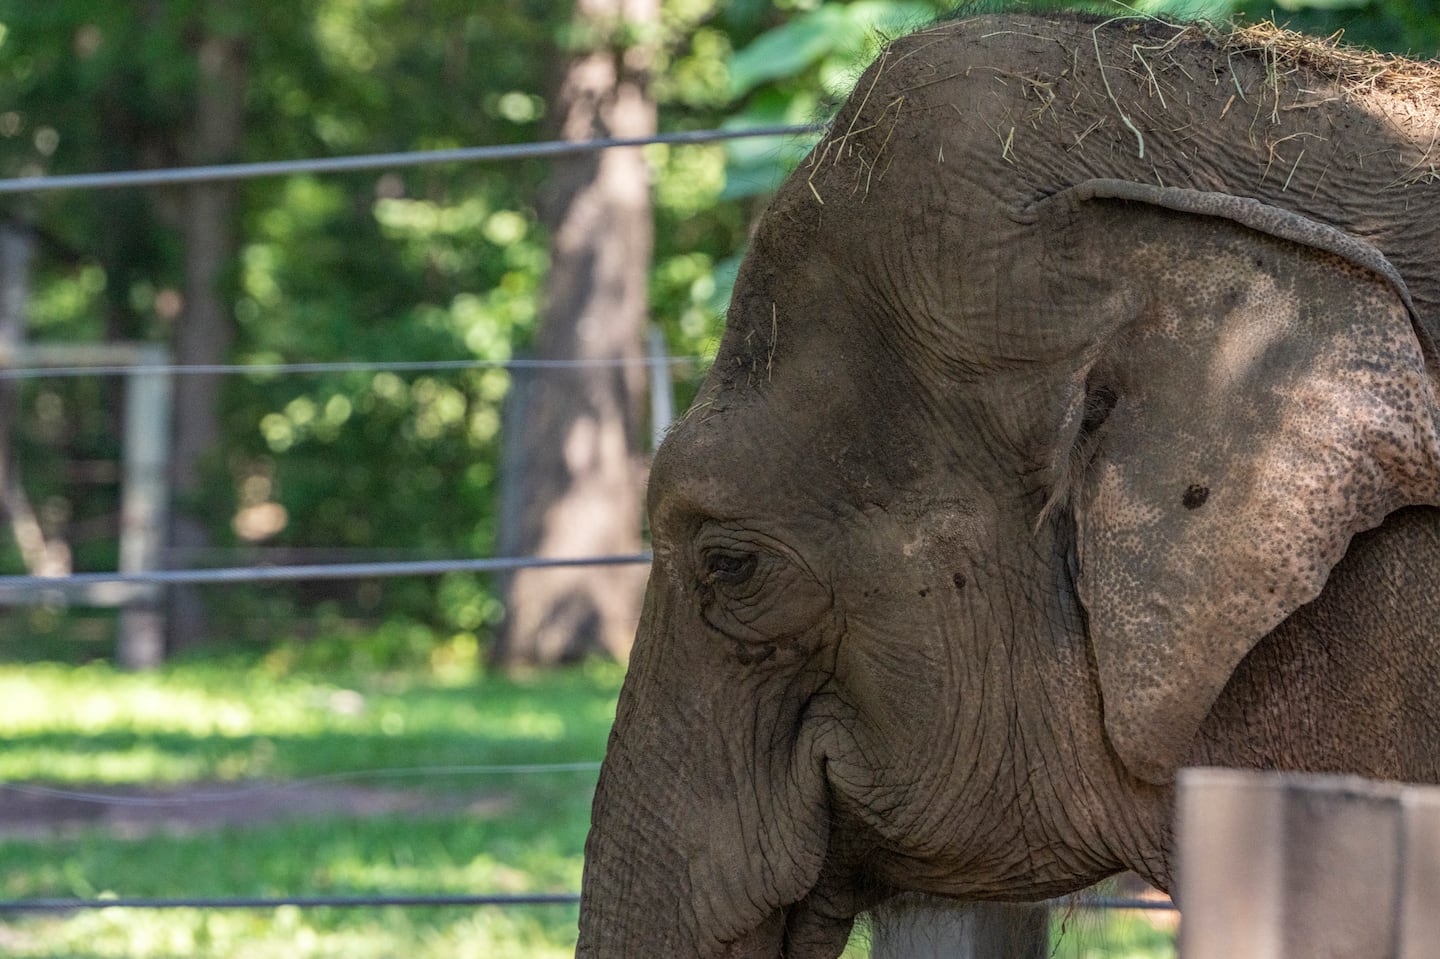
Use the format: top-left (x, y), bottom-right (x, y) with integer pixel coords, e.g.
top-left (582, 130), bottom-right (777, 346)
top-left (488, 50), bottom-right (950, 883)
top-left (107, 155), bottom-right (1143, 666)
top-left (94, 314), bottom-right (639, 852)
top-left (0, 658), bottom-right (619, 783)
top-left (0, 649), bottom-right (617, 958)
top-left (0, 645), bottom-right (1175, 958)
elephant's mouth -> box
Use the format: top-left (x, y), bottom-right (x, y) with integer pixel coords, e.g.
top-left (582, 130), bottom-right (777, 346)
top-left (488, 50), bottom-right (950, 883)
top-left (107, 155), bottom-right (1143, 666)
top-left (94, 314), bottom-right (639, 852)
top-left (744, 785), bottom-right (895, 958)
top-left (717, 904), bottom-right (853, 959)
top-left (781, 902), bottom-right (858, 959)
top-left (716, 908), bottom-right (786, 958)
top-left (709, 864), bottom-right (880, 959)
top-left (721, 869), bottom-right (883, 959)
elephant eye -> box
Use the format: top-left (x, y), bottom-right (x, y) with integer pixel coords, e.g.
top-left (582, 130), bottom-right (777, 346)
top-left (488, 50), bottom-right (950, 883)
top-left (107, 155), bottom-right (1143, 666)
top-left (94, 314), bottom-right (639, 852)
top-left (1079, 383), bottom-right (1118, 440)
top-left (690, 528), bottom-right (831, 646)
top-left (702, 549), bottom-right (757, 586)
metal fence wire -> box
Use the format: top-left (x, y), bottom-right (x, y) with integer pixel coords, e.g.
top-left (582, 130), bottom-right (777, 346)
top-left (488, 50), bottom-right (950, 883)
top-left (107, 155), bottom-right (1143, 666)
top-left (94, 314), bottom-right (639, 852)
top-left (0, 552), bottom-right (653, 596)
top-left (0, 125), bottom-right (1177, 926)
top-left (0, 125), bottom-right (823, 194)
top-left (0, 355), bottom-right (706, 381)
top-left (0, 895), bottom-right (1175, 915)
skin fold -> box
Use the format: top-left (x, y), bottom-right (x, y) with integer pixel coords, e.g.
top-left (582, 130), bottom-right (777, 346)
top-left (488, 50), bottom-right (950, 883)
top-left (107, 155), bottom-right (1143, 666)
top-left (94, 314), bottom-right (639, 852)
top-left (576, 13), bottom-right (1440, 957)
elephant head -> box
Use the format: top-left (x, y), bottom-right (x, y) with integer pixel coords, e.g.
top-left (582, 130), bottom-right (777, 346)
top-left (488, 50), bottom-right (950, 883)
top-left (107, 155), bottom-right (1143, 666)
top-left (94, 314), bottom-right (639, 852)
top-left (578, 14), bottom-right (1440, 957)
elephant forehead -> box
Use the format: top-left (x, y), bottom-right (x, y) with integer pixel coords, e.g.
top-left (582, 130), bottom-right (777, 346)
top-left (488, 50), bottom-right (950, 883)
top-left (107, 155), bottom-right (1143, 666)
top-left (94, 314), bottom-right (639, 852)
top-left (651, 402), bottom-right (853, 519)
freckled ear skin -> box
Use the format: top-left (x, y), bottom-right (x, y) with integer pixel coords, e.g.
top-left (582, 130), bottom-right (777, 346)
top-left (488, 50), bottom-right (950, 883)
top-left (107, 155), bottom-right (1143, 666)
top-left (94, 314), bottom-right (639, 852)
top-left (1041, 183), bottom-right (1440, 785)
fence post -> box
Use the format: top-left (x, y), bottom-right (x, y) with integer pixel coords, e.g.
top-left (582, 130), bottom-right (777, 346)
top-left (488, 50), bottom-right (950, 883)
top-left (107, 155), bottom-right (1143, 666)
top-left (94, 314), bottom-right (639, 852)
top-left (117, 346), bottom-right (173, 670)
top-left (647, 325), bottom-right (673, 451)
top-left (869, 897), bottom-right (1048, 958)
top-left (1177, 767), bottom-right (1440, 959)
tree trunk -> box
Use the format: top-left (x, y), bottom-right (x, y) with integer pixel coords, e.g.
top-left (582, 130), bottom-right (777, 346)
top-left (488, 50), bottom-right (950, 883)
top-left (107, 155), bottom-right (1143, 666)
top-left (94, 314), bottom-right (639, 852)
top-left (166, 13), bottom-right (245, 654)
top-left (494, 0), bottom-right (656, 666)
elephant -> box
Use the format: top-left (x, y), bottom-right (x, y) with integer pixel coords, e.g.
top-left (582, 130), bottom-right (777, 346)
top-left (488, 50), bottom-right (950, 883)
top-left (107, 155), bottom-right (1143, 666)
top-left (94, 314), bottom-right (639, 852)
top-left (577, 11), bottom-right (1440, 957)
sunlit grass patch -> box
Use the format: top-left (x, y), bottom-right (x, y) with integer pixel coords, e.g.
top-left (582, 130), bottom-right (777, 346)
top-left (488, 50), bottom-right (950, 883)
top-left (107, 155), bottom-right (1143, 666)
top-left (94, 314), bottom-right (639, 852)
top-left (0, 652), bottom-right (1176, 957)
top-left (0, 653), bottom-right (618, 957)
top-left (1, 905), bottom-right (583, 959)
top-left (0, 658), bottom-right (622, 785)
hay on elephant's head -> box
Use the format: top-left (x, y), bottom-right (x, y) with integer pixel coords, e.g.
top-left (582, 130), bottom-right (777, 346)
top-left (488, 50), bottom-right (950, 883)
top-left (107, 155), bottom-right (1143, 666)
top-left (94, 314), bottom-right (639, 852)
top-left (1212, 20), bottom-right (1440, 107)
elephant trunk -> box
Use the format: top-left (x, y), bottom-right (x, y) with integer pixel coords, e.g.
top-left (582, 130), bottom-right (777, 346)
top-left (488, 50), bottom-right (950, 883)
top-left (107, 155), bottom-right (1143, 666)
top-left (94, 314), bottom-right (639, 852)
top-left (576, 743), bottom-right (699, 955)
top-left (577, 583), bottom-right (713, 956)
top-left (577, 581), bottom-right (836, 957)
top-left (579, 731), bottom-right (797, 955)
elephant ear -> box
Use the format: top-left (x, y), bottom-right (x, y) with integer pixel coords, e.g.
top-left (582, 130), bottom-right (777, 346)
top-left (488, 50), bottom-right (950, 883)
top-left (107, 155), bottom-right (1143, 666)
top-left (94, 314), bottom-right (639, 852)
top-left (1044, 181), bottom-right (1440, 785)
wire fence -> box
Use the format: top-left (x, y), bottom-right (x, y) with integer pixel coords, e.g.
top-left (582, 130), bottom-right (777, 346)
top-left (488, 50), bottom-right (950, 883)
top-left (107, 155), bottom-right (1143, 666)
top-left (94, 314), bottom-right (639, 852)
top-left (0, 124), bottom-right (823, 195)
top-left (0, 894), bottom-right (1176, 915)
top-left (0, 123), bottom-right (1179, 938)
top-left (0, 552), bottom-right (652, 593)
top-left (0, 762), bottom-right (1179, 916)
top-left (0, 893), bottom-right (584, 913)
top-left (0, 355), bottom-right (708, 381)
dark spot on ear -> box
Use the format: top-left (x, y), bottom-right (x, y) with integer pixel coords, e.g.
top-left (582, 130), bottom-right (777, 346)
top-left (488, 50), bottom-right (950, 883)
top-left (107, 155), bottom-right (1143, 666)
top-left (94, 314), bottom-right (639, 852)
top-left (1182, 484), bottom-right (1210, 510)
top-left (918, 587), bottom-right (930, 598)
top-left (952, 572), bottom-right (967, 590)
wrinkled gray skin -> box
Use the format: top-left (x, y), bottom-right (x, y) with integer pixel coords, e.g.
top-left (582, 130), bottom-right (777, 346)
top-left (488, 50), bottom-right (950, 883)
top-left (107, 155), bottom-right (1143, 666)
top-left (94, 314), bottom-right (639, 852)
top-left (578, 13), bottom-right (1440, 957)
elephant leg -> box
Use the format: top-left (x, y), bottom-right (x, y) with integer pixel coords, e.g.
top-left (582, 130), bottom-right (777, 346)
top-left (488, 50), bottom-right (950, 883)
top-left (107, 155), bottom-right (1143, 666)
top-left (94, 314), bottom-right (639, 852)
top-left (869, 898), bottom-right (1049, 958)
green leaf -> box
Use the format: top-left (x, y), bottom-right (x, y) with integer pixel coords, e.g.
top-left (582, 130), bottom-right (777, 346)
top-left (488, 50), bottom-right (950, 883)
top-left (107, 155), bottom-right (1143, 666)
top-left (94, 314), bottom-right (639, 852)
top-left (729, 5), bottom-right (851, 97)
top-left (728, 1), bottom-right (941, 98)
top-left (723, 89), bottom-right (820, 159)
top-left (720, 88), bottom-right (824, 198)
top-left (841, 0), bottom-right (943, 40)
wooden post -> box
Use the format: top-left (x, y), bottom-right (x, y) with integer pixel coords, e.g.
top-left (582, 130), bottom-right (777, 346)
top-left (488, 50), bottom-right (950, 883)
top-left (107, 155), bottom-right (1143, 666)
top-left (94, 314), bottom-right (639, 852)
top-left (0, 344), bottom-right (174, 665)
top-left (1177, 767), bottom-right (1440, 959)
top-left (0, 222), bottom-right (32, 349)
top-left (647, 325), bottom-right (673, 451)
top-left (117, 345), bottom-right (173, 670)
top-left (870, 897), bottom-right (1048, 958)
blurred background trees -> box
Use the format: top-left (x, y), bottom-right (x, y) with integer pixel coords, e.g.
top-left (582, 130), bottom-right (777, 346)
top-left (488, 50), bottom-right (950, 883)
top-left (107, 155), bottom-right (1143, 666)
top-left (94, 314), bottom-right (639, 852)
top-left (0, 0), bottom-right (1433, 668)
top-left (492, 0), bottom-right (659, 667)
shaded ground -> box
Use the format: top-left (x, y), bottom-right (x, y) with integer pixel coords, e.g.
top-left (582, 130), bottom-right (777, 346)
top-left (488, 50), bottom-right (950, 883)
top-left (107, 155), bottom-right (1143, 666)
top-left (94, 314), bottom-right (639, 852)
top-left (0, 783), bottom-right (508, 839)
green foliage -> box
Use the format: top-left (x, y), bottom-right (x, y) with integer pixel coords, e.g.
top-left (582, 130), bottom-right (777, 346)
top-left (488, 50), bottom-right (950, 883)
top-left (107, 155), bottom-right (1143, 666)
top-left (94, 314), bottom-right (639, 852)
top-left (0, 1), bottom-right (556, 648)
top-left (0, 0), bottom-right (979, 659)
top-left (728, 1), bottom-right (938, 97)
top-left (12, 0), bottom-right (1431, 661)
top-left (718, 0), bottom-right (951, 200)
